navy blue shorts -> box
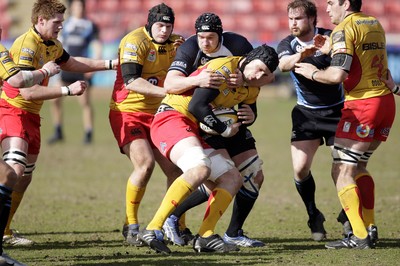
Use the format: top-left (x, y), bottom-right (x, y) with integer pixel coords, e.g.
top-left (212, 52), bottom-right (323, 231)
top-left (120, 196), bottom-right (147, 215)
top-left (201, 126), bottom-right (256, 157)
top-left (291, 103), bottom-right (343, 146)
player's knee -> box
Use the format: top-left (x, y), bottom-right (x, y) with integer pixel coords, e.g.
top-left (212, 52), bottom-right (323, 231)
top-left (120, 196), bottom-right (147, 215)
top-left (23, 163), bottom-right (36, 176)
top-left (238, 155), bottom-right (263, 196)
top-left (176, 146), bottom-right (211, 173)
top-left (205, 149), bottom-right (235, 182)
top-left (332, 144), bottom-right (363, 165)
top-left (2, 149), bottom-right (27, 176)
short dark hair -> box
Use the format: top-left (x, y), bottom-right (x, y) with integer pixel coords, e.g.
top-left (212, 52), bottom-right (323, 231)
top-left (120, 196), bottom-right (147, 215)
top-left (339, 0), bottom-right (362, 12)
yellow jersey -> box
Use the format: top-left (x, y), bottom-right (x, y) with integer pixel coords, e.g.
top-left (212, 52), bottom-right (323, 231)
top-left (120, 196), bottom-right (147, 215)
top-left (110, 27), bottom-right (180, 114)
top-left (331, 12), bottom-right (390, 100)
top-left (0, 43), bottom-right (20, 81)
top-left (1, 27), bottom-right (64, 114)
top-left (163, 56), bottom-right (260, 123)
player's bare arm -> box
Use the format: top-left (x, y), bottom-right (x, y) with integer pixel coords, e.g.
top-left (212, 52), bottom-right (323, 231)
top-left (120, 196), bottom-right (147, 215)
top-left (126, 77), bottom-right (167, 98)
top-left (61, 56), bottom-right (117, 72)
top-left (294, 63), bottom-right (347, 84)
top-left (165, 69), bottom-right (224, 94)
top-left (279, 45), bottom-right (317, 72)
top-left (19, 80), bottom-right (87, 100)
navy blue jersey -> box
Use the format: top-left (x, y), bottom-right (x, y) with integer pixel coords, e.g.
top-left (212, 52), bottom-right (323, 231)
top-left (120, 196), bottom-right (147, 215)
top-left (61, 17), bottom-right (99, 57)
top-left (277, 28), bottom-right (344, 109)
top-left (169, 32), bottom-right (253, 76)
top-left (59, 16), bottom-right (99, 82)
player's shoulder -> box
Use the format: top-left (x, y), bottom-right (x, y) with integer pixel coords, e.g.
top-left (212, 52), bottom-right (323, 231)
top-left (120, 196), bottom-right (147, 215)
top-left (222, 31), bottom-right (248, 40)
top-left (222, 32), bottom-right (252, 45)
top-left (222, 32), bottom-right (253, 55)
top-left (179, 35), bottom-right (198, 49)
top-left (11, 29), bottom-right (40, 51)
top-left (317, 27), bottom-right (332, 36)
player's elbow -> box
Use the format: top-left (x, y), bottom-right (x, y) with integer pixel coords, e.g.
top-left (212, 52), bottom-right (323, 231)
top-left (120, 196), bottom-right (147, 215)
top-left (6, 75), bottom-right (26, 88)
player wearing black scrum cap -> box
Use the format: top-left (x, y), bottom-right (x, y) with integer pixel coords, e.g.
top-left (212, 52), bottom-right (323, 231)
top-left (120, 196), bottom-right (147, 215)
top-left (109, 2), bottom-right (184, 247)
top-left (161, 12), bottom-right (275, 248)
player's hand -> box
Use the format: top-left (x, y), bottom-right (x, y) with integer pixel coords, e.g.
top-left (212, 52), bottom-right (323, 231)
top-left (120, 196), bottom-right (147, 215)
top-left (68, 80), bottom-right (88, 96)
top-left (314, 34), bottom-right (331, 55)
top-left (42, 61), bottom-right (60, 77)
top-left (380, 69), bottom-right (398, 94)
top-left (221, 122), bottom-right (241, 138)
top-left (237, 104), bottom-right (255, 124)
top-left (173, 36), bottom-right (185, 49)
top-left (294, 62), bottom-right (318, 80)
top-left (227, 68), bottom-right (244, 88)
top-left (196, 69), bottom-right (225, 89)
top-left (299, 44), bottom-right (318, 61)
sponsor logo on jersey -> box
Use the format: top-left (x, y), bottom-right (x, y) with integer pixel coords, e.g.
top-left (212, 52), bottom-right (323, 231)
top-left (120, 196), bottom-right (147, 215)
top-left (278, 50), bottom-right (290, 58)
top-left (19, 56), bottom-right (33, 62)
top-left (123, 51), bottom-right (137, 58)
top-left (21, 47), bottom-right (34, 56)
top-left (333, 42), bottom-right (346, 51)
top-left (221, 66), bottom-right (231, 76)
top-left (147, 77), bottom-right (159, 85)
top-left (125, 43), bottom-right (138, 51)
top-left (170, 61), bottom-right (186, 68)
top-left (158, 46), bottom-right (167, 54)
top-left (332, 30), bottom-right (345, 43)
top-left (200, 57), bottom-right (209, 65)
top-left (362, 42), bottom-right (385, 51)
top-left (0, 51), bottom-right (9, 57)
top-left (2, 58), bottom-right (12, 64)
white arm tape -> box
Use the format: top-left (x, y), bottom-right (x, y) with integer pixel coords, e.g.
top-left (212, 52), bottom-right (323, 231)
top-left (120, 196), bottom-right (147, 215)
top-left (21, 70), bottom-right (34, 87)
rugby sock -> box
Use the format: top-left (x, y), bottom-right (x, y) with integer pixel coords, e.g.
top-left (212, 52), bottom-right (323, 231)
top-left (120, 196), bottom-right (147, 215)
top-left (147, 176), bottom-right (193, 230)
top-left (4, 191), bottom-right (24, 236)
top-left (225, 188), bottom-right (256, 237)
top-left (337, 208), bottom-right (350, 224)
top-left (355, 173), bottom-right (375, 227)
top-left (172, 184), bottom-right (209, 218)
top-left (294, 172), bottom-right (318, 218)
top-left (178, 213), bottom-right (187, 231)
top-left (198, 188), bottom-right (232, 237)
top-left (125, 180), bottom-right (145, 225)
top-left (0, 185), bottom-right (12, 255)
top-left (338, 184), bottom-right (368, 239)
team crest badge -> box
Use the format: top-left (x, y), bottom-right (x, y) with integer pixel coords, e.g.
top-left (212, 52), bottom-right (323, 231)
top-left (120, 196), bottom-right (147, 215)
top-left (356, 124), bottom-right (370, 138)
top-left (147, 49), bottom-right (156, 62)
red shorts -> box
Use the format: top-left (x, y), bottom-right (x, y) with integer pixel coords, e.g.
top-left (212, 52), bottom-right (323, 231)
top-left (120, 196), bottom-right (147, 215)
top-left (150, 110), bottom-right (210, 159)
top-left (0, 99), bottom-right (41, 154)
top-left (109, 110), bottom-right (154, 152)
top-left (336, 94), bottom-right (395, 142)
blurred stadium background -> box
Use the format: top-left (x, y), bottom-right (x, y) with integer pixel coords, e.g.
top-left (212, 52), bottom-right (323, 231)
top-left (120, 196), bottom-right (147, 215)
top-left (1, 0), bottom-right (399, 88)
